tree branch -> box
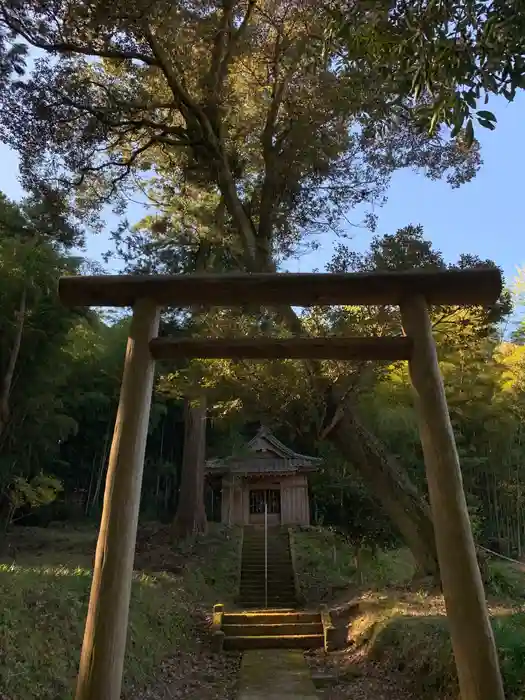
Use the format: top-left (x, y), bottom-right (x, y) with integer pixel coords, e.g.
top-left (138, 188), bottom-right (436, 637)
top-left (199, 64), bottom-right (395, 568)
top-left (213, 0), bottom-right (257, 99)
top-left (1, 11), bottom-right (158, 66)
top-left (257, 39), bottom-right (306, 263)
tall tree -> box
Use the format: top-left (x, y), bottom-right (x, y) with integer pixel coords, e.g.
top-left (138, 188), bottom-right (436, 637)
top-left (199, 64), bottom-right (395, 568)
top-left (173, 394), bottom-right (208, 537)
top-left (113, 205), bottom-right (232, 536)
top-left (0, 0), bottom-right (490, 573)
top-left (0, 190), bottom-right (85, 526)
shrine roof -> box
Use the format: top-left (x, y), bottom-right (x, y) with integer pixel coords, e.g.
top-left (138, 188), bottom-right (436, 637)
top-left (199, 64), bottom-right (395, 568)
top-left (205, 426), bottom-right (321, 475)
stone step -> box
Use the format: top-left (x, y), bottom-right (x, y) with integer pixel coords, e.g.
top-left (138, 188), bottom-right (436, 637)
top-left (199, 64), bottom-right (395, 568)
top-left (241, 568), bottom-right (293, 575)
top-left (224, 611), bottom-right (320, 625)
top-left (242, 572), bottom-right (292, 578)
top-left (238, 527), bottom-right (298, 613)
top-left (224, 634), bottom-right (323, 651)
top-left (241, 566), bottom-right (294, 581)
top-left (238, 594), bottom-right (297, 603)
top-left (223, 622), bottom-right (323, 636)
top-left (242, 541), bottom-right (290, 547)
top-left (241, 575), bottom-right (293, 583)
top-left (241, 576), bottom-right (294, 582)
top-left (241, 576), bottom-right (293, 583)
top-left (241, 560), bottom-right (292, 568)
top-left (242, 560), bottom-right (290, 566)
top-left (240, 575), bottom-right (294, 583)
top-left (241, 567), bottom-right (292, 573)
top-left (243, 540), bottom-right (290, 546)
top-left (241, 562), bottom-right (292, 569)
top-left (241, 581), bottom-right (295, 588)
top-left (243, 547), bottom-right (290, 553)
top-left (242, 549), bottom-right (292, 561)
top-left (238, 605), bottom-right (298, 612)
top-left (242, 561), bottom-right (292, 566)
top-left (239, 588), bottom-right (296, 603)
top-left (239, 592), bottom-right (296, 601)
top-left (239, 593), bottom-right (297, 600)
top-left (242, 542), bottom-right (290, 554)
top-left (238, 600), bottom-right (298, 609)
top-left (242, 555), bottom-right (290, 560)
top-left (240, 584), bottom-right (295, 590)
top-left (240, 579), bottom-right (295, 591)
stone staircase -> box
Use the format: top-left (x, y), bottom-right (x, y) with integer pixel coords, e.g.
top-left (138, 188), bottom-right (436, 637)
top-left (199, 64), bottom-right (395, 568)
top-left (238, 526), bottom-right (297, 609)
top-left (214, 527), bottom-right (324, 651)
top-left (222, 610), bottom-right (324, 650)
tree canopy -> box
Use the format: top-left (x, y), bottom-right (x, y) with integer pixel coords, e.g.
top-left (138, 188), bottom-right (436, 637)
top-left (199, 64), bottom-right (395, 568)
top-left (327, 0), bottom-right (525, 144)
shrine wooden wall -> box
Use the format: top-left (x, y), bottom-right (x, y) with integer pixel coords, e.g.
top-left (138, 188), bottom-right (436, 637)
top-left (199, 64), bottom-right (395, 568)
top-left (220, 473), bottom-right (310, 526)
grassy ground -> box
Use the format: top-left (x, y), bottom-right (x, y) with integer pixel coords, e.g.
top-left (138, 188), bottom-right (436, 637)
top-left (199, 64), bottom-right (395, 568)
top-left (293, 526), bottom-right (525, 700)
top-left (291, 526), bottom-right (415, 605)
top-left (0, 523), bottom-right (242, 700)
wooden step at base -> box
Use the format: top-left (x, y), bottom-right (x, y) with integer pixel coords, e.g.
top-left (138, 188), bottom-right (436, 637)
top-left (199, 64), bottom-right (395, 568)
top-left (223, 622), bottom-right (323, 636)
top-left (224, 611), bottom-right (320, 624)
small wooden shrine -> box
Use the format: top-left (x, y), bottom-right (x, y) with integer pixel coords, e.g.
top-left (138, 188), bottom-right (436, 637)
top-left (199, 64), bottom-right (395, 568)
top-left (206, 426), bottom-right (321, 526)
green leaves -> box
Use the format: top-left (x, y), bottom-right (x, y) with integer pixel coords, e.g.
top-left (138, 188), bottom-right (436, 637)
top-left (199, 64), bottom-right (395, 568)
top-left (9, 474), bottom-right (63, 511)
top-left (478, 119), bottom-right (496, 130)
top-left (477, 110), bottom-right (497, 122)
top-left (328, 0), bottom-right (525, 139)
top-left (477, 110), bottom-right (497, 131)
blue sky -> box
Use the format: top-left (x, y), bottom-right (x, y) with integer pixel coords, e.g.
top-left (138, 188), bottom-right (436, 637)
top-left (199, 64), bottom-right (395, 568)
top-left (1, 92), bottom-right (523, 294)
top-left (292, 93), bottom-right (525, 287)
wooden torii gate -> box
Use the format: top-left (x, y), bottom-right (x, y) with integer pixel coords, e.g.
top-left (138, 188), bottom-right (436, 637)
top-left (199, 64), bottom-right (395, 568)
top-left (59, 268), bottom-right (505, 700)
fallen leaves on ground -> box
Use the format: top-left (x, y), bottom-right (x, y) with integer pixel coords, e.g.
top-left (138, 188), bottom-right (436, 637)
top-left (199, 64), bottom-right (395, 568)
top-left (306, 648), bottom-right (415, 700)
top-left (127, 641), bottom-right (241, 700)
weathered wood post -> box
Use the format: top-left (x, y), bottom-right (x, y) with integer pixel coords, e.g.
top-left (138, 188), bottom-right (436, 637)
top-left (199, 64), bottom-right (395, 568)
top-left (75, 298), bottom-right (160, 700)
top-left (400, 294), bottom-right (504, 700)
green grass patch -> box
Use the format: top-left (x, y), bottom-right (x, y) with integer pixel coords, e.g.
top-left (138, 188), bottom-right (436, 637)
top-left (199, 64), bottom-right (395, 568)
top-left (369, 610), bottom-right (525, 699)
top-left (294, 527), bottom-right (525, 698)
top-left (486, 559), bottom-right (525, 601)
top-left (292, 526), bottom-right (415, 603)
top-left (0, 524), bottom-right (241, 700)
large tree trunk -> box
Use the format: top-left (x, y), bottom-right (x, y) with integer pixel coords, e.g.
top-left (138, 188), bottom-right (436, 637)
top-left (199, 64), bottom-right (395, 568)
top-left (173, 394), bottom-right (208, 539)
top-left (145, 18), bottom-right (443, 579)
top-left (0, 287), bottom-right (27, 438)
top-left (325, 392), bottom-right (439, 577)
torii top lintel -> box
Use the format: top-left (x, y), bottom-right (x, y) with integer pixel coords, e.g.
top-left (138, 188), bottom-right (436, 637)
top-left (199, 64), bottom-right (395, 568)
top-left (58, 268), bottom-right (502, 309)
